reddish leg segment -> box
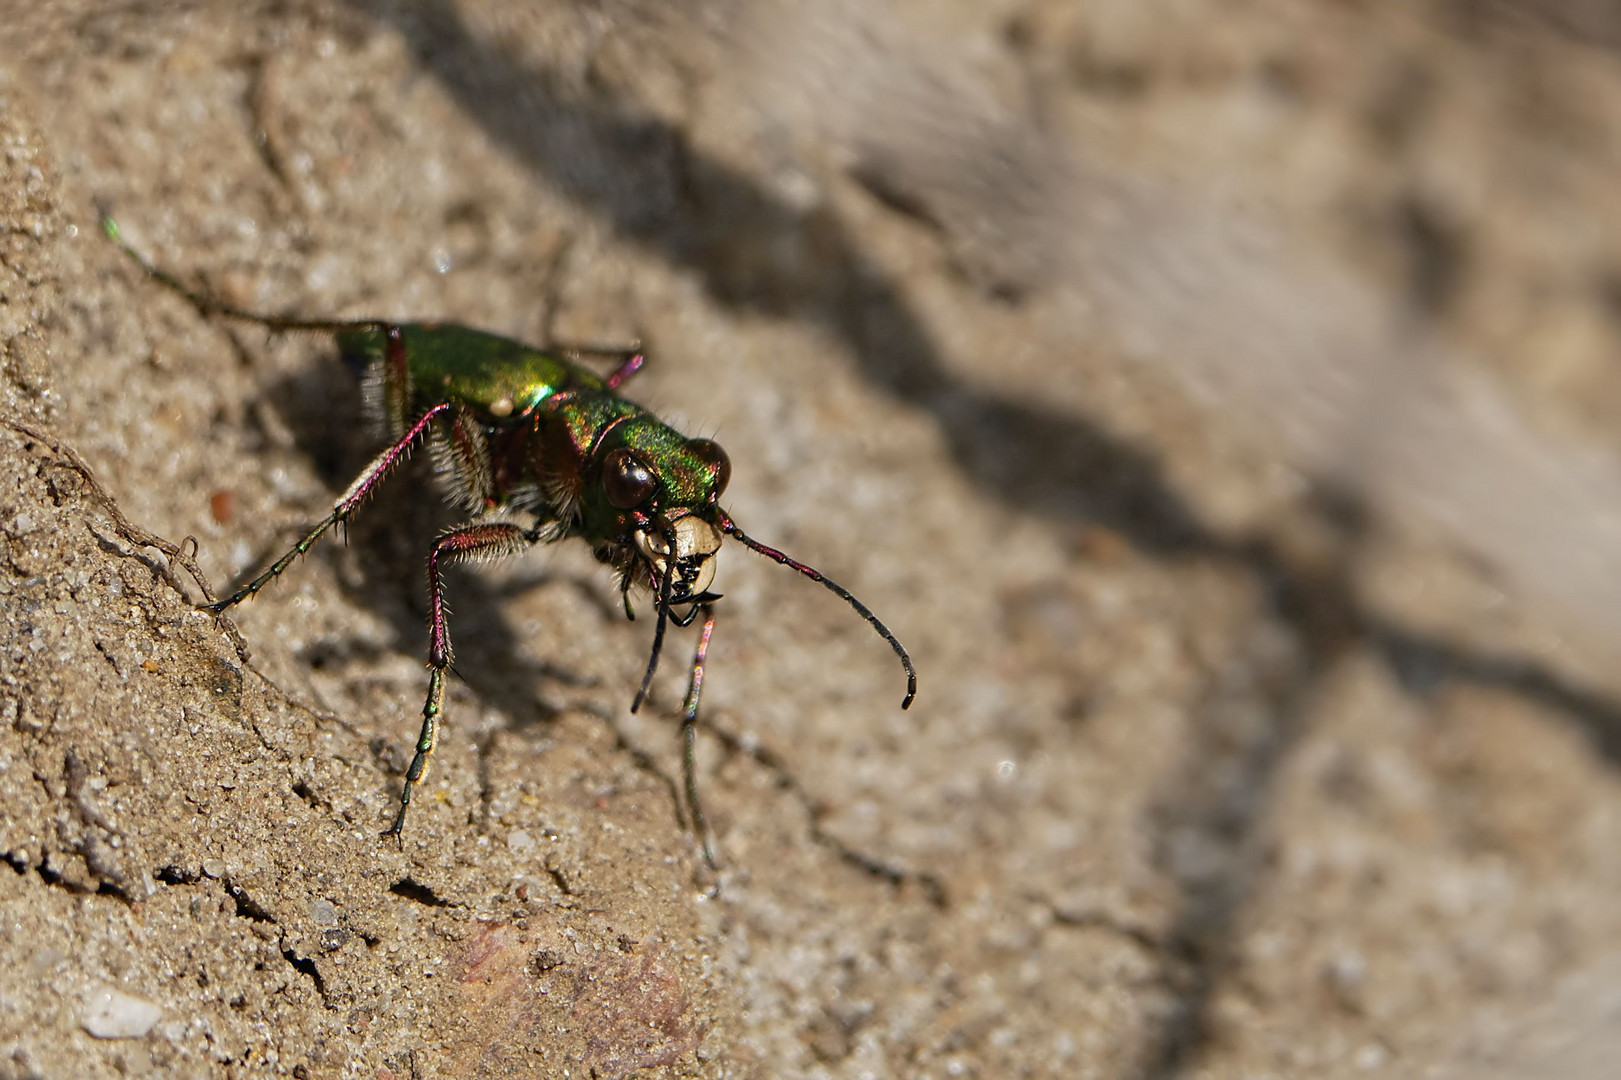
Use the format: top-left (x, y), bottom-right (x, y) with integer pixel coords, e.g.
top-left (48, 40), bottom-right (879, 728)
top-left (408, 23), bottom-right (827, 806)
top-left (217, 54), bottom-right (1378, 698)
top-left (387, 520), bottom-right (539, 836)
top-left (211, 398), bottom-right (450, 612)
top-left (606, 350), bottom-right (645, 389)
top-left (550, 344), bottom-right (646, 390)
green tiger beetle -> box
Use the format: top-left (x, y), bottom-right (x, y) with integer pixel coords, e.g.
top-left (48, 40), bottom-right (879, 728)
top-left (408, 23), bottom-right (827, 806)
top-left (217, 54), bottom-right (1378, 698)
top-left (102, 214), bottom-right (916, 866)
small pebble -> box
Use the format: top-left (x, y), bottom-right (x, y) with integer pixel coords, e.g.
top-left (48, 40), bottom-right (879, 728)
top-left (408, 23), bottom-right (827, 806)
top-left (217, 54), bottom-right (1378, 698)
top-left (507, 829), bottom-right (535, 854)
top-left (81, 986), bottom-right (162, 1039)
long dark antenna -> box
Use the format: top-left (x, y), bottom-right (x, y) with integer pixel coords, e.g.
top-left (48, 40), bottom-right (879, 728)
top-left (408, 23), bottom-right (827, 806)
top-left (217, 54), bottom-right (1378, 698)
top-left (717, 511), bottom-right (917, 709)
top-left (630, 552), bottom-right (676, 714)
top-left (101, 210), bottom-right (380, 336)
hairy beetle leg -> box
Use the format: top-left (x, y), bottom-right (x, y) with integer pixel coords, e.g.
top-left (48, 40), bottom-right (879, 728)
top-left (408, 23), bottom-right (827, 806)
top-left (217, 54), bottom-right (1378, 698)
top-left (210, 396), bottom-right (447, 613)
top-left (387, 520), bottom-right (540, 837)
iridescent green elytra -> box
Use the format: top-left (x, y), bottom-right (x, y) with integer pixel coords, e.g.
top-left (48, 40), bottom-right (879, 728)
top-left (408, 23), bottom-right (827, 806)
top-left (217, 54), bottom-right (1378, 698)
top-left (103, 214), bottom-right (917, 865)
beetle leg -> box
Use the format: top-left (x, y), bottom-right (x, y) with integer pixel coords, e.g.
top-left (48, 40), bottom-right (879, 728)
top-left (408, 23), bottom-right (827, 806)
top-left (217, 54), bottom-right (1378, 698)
top-left (387, 520), bottom-right (539, 837)
top-left (550, 344), bottom-right (645, 389)
top-left (681, 606), bottom-right (717, 869)
top-left (605, 350), bottom-right (645, 389)
top-left (210, 399), bottom-right (451, 612)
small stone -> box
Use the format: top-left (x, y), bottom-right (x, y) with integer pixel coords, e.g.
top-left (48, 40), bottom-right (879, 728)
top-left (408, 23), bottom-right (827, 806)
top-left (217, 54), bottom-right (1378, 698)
top-left (81, 986), bottom-right (162, 1039)
top-left (506, 829), bottom-right (535, 854)
top-left (1355, 1043), bottom-right (1388, 1071)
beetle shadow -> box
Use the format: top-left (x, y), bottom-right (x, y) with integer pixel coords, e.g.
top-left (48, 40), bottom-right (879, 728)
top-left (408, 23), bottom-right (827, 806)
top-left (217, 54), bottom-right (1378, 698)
top-left (327, 2), bottom-right (1621, 1073)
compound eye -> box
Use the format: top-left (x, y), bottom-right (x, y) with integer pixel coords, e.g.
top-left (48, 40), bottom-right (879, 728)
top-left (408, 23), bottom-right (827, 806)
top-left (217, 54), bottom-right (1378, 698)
top-left (687, 438), bottom-right (731, 498)
top-left (603, 448), bottom-right (657, 509)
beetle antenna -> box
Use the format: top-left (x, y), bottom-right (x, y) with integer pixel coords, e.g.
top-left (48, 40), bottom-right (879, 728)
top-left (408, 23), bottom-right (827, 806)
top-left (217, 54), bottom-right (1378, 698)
top-left (631, 551), bottom-right (677, 713)
top-left (100, 208), bottom-right (381, 337)
top-left (717, 511), bottom-right (917, 709)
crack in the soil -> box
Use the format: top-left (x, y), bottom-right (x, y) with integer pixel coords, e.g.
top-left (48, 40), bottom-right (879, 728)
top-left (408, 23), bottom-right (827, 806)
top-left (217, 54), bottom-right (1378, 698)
top-left (281, 946), bottom-right (328, 1000)
top-left (388, 877), bottom-right (452, 907)
top-left (154, 864), bottom-right (199, 885)
top-left (225, 879), bottom-right (278, 924)
top-left (14, 849), bottom-right (133, 905)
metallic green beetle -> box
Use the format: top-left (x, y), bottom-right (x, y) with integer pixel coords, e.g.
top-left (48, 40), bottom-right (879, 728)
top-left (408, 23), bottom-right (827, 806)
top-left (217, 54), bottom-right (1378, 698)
top-left (104, 215), bottom-right (916, 864)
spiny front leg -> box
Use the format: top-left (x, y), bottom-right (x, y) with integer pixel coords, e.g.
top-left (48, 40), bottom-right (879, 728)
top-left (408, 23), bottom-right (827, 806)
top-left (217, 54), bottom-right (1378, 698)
top-left (386, 520), bottom-right (539, 837)
top-left (210, 397), bottom-right (450, 612)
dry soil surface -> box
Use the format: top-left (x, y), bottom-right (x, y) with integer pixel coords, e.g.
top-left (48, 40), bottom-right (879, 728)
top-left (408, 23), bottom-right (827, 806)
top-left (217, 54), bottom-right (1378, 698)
top-left (3, 2), bottom-right (1621, 1078)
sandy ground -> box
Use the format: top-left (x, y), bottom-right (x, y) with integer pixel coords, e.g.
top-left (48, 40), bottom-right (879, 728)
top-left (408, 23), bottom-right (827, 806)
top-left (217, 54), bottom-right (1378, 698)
top-left (3, 2), bottom-right (1621, 1077)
